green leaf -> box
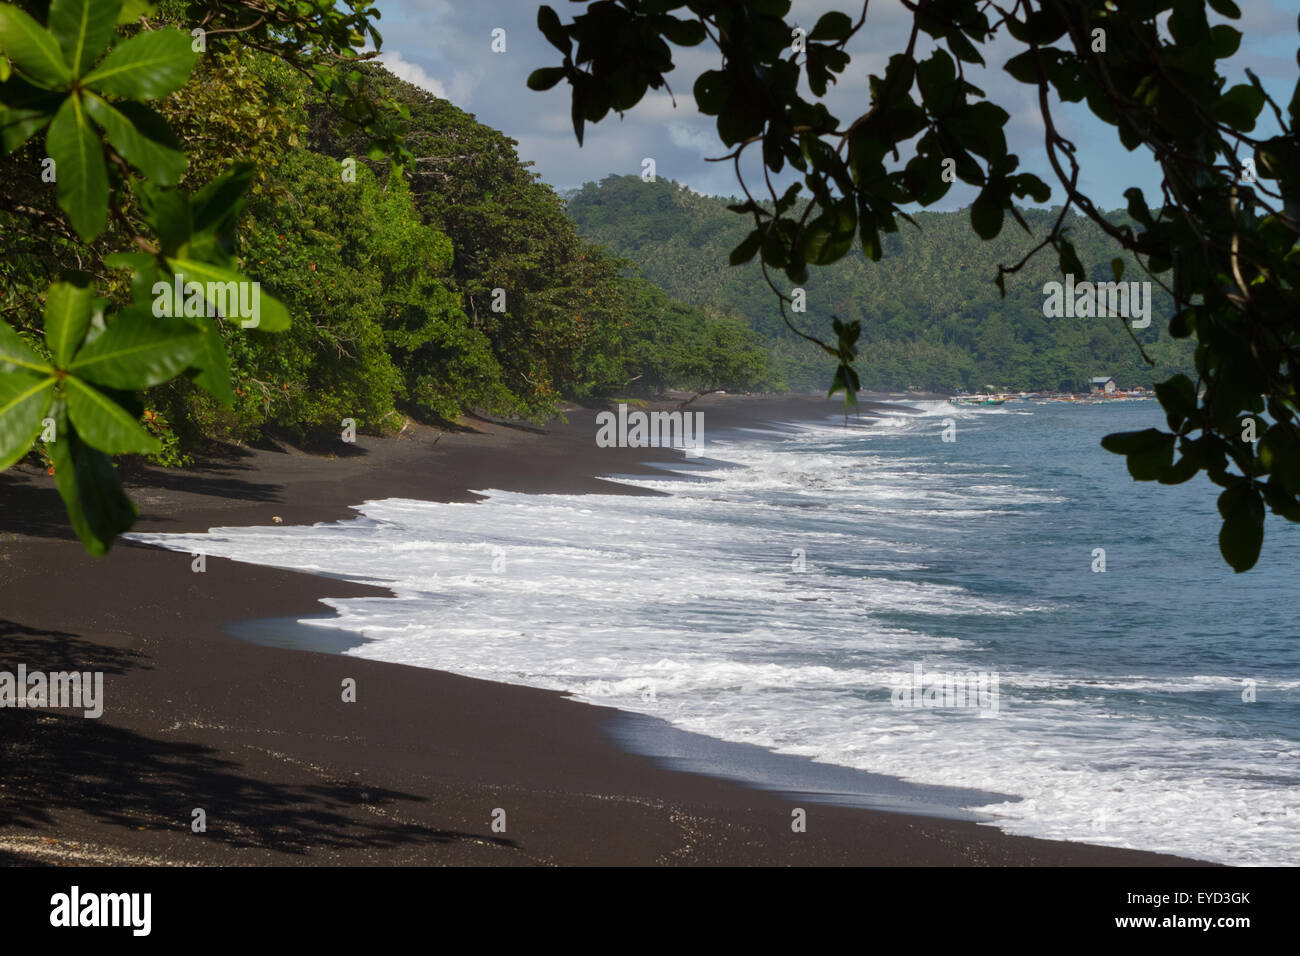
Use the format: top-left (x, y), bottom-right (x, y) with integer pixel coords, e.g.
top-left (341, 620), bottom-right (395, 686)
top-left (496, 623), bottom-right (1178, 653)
top-left (1209, 24), bottom-right (1241, 60)
top-left (693, 70), bottom-right (728, 115)
top-left (0, 372), bottom-right (57, 470)
top-left (527, 67), bottom-right (567, 92)
top-left (186, 315), bottom-right (235, 406)
top-left (1123, 187), bottom-right (1153, 225)
top-left (1153, 373), bottom-right (1197, 422)
top-left (84, 92), bottom-right (186, 184)
top-left (64, 375), bottom-right (159, 455)
top-left (809, 11), bottom-right (853, 42)
top-left (537, 6), bottom-right (570, 55)
top-left (49, 0), bottom-right (123, 77)
top-left (164, 259), bottom-right (291, 332)
top-left (0, 318), bottom-right (54, 374)
top-left (0, 73), bottom-right (63, 150)
top-left (82, 28), bottom-right (196, 100)
top-left (1003, 50), bottom-right (1039, 85)
top-left (0, 102), bottom-right (54, 151)
top-left (1158, 451), bottom-right (1201, 485)
top-left (135, 179), bottom-right (192, 254)
top-left (1207, 0), bottom-right (1241, 18)
top-left (827, 363), bottom-right (860, 410)
top-left (729, 230), bottom-right (762, 266)
top-left (1012, 172), bottom-right (1051, 203)
top-left (46, 94), bottom-right (108, 242)
top-left (661, 17), bottom-right (705, 46)
top-left (1259, 425), bottom-right (1300, 495)
top-left (191, 161), bottom-right (254, 236)
top-left (44, 279), bottom-right (94, 366)
top-left (68, 307), bottom-right (202, 389)
top-left (0, 5), bottom-right (71, 89)
top-left (1217, 482), bottom-right (1264, 572)
top-left (103, 251), bottom-right (155, 272)
top-left (1211, 83), bottom-right (1264, 132)
top-left (48, 409), bottom-right (138, 555)
top-left (970, 188), bottom-right (1004, 239)
top-left (1101, 428), bottom-right (1175, 480)
top-left (117, 1), bottom-right (156, 26)
top-left (1058, 239), bottom-right (1085, 281)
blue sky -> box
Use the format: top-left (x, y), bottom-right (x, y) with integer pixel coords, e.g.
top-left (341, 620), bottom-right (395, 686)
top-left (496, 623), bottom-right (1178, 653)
top-left (373, 0), bottom-right (1296, 211)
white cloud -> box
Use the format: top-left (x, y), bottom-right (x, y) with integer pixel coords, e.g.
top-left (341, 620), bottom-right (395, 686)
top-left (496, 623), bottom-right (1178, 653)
top-left (380, 51), bottom-right (447, 100)
top-left (667, 122), bottom-right (720, 158)
top-left (380, 50), bottom-right (482, 107)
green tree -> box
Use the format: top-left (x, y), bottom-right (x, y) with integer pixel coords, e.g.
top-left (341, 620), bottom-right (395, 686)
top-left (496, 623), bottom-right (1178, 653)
top-left (532, 0), bottom-right (1300, 571)
top-left (0, 0), bottom-right (401, 553)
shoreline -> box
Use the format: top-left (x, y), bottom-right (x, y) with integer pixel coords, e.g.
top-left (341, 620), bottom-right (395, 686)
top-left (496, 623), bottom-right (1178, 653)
top-left (0, 394), bottom-right (1209, 865)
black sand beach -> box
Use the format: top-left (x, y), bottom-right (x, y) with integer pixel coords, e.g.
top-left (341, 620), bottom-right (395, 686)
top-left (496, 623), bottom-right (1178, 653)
top-left (0, 395), bottom-right (1208, 865)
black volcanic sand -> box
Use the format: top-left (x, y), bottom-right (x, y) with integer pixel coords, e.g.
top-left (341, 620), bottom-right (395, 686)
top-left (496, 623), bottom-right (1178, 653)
top-left (0, 394), bottom-right (1207, 865)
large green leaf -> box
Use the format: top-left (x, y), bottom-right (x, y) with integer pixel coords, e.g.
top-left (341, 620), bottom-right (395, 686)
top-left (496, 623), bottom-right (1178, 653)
top-left (0, 5), bottom-right (71, 89)
top-left (68, 307), bottom-right (202, 389)
top-left (0, 318), bottom-right (53, 374)
top-left (0, 74), bottom-right (62, 150)
top-left (165, 258), bottom-right (291, 332)
top-left (48, 410), bottom-right (137, 555)
top-left (186, 316), bottom-right (235, 406)
top-left (0, 372), bottom-right (57, 470)
top-left (48, 0), bottom-right (123, 77)
top-left (46, 94), bottom-right (108, 242)
top-left (44, 279), bottom-right (94, 367)
top-left (64, 375), bottom-right (159, 455)
top-left (84, 92), bottom-right (185, 184)
top-left (82, 28), bottom-right (196, 100)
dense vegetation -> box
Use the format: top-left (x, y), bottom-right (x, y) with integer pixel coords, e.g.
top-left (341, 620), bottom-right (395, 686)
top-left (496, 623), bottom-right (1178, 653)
top-left (2, 0), bottom-right (1293, 573)
top-left (1, 18), bottom-right (769, 467)
top-left (532, 0), bottom-right (1300, 573)
top-left (566, 175), bottom-right (1197, 394)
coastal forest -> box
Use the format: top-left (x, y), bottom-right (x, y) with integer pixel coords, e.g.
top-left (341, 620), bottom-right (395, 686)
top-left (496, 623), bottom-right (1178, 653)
top-left (1, 0), bottom-right (1289, 570)
top-left (1, 6), bottom-right (1193, 474)
top-left (0, 22), bottom-right (768, 465)
top-left (565, 175), bottom-right (1198, 394)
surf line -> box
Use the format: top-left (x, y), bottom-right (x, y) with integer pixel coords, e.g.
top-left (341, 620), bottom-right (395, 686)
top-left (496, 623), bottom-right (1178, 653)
top-left (595, 403), bottom-right (705, 457)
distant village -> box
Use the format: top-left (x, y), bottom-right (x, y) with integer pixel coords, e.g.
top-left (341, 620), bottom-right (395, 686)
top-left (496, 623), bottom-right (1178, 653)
top-left (944, 375), bottom-right (1152, 406)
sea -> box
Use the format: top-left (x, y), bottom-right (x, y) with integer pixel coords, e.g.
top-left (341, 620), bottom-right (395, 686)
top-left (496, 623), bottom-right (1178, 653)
top-left (127, 400), bottom-right (1300, 865)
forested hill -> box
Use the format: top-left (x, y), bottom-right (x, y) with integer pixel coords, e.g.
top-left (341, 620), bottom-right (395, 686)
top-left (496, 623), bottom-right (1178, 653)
top-left (1, 50), bottom-right (770, 463)
top-left (564, 175), bottom-right (1197, 393)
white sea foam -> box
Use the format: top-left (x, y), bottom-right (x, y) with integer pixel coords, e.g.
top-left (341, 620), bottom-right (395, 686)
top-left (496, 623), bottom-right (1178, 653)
top-left (128, 421), bottom-right (1300, 865)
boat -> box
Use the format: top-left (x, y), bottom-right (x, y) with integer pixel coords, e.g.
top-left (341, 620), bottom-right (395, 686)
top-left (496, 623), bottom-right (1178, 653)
top-left (950, 395), bottom-right (1007, 407)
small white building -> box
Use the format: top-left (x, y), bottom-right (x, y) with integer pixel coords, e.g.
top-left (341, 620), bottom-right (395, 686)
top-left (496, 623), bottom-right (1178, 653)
top-left (1091, 376), bottom-right (1117, 394)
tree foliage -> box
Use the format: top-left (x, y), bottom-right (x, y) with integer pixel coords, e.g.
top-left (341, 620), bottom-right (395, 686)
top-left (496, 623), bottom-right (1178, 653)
top-left (0, 2), bottom-right (767, 555)
top-left (0, 0), bottom-right (284, 554)
top-left (566, 175), bottom-right (1195, 392)
top-left (533, 0), bottom-right (1300, 572)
